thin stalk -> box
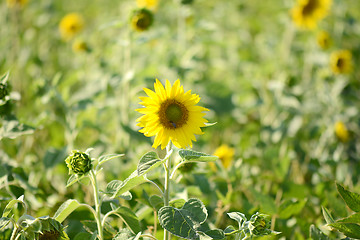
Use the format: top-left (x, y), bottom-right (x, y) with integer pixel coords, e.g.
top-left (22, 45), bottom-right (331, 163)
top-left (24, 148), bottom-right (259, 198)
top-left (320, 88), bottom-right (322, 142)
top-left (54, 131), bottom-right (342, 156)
top-left (10, 223), bottom-right (18, 240)
top-left (90, 170), bottom-right (104, 240)
top-left (163, 143), bottom-right (172, 240)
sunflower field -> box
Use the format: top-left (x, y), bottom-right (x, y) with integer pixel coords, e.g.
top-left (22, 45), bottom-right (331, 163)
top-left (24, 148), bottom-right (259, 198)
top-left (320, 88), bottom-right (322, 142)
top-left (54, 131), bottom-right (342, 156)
top-left (1, 0), bottom-right (360, 239)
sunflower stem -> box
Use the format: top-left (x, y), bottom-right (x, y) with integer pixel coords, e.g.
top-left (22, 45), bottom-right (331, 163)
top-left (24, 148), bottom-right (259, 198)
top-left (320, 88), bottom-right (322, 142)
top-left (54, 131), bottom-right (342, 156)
top-left (90, 170), bottom-right (104, 240)
top-left (163, 142), bottom-right (173, 240)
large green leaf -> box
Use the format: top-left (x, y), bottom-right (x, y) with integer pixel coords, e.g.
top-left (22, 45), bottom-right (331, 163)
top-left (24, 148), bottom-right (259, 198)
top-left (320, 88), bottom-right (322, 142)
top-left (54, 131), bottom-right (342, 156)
top-left (337, 212), bottom-right (360, 224)
top-left (336, 183), bottom-right (360, 212)
top-left (106, 151), bottom-right (165, 198)
top-left (53, 199), bottom-right (81, 223)
top-left (328, 222), bottom-right (360, 239)
top-left (178, 150), bottom-right (218, 162)
top-left (158, 198), bottom-right (208, 240)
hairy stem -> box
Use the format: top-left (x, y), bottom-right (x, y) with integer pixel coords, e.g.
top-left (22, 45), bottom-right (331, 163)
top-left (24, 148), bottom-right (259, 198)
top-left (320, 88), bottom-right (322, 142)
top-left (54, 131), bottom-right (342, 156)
top-left (90, 170), bottom-right (104, 240)
top-left (163, 143), bottom-right (172, 240)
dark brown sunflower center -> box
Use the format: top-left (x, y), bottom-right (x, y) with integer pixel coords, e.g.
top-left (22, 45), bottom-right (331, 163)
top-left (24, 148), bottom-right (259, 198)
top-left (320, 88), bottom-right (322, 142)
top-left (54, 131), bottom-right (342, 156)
top-left (336, 58), bottom-right (345, 69)
top-left (159, 99), bottom-right (189, 129)
top-left (302, 0), bottom-right (318, 16)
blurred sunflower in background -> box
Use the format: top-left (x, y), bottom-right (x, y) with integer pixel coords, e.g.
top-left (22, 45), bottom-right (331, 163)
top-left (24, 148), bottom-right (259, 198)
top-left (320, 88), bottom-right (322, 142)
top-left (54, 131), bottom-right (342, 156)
top-left (213, 144), bottom-right (235, 169)
top-left (6, 0), bottom-right (28, 8)
top-left (291, 0), bottom-right (332, 29)
top-left (334, 121), bottom-right (350, 143)
top-left (136, 0), bottom-right (159, 11)
top-left (136, 79), bottom-right (209, 149)
top-left (330, 50), bottom-right (353, 74)
top-left (59, 13), bottom-right (84, 41)
top-left (130, 8), bottom-right (154, 31)
top-left (317, 30), bottom-right (331, 49)
top-left (72, 39), bottom-right (90, 53)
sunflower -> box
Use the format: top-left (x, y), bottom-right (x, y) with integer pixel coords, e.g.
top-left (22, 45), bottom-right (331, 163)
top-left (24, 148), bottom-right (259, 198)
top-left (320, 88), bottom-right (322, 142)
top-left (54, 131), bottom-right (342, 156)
top-left (136, 79), bottom-right (209, 149)
top-left (291, 0), bottom-right (332, 29)
top-left (131, 8), bottom-right (154, 32)
top-left (330, 50), bottom-right (352, 74)
top-left (317, 30), bottom-right (331, 49)
top-left (213, 144), bottom-right (235, 169)
top-left (334, 121), bottom-right (349, 143)
top-left (136, 0), bottom-right (159, 10)
top-left (6, 0), bottom-right (28, 8)
top-left (59, 13), bottom-right (84, 40)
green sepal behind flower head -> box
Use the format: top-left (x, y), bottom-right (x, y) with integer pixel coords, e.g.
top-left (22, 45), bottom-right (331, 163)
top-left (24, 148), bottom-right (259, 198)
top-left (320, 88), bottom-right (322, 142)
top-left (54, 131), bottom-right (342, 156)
top-left (16, 216), bottom-right (69, 240)
top-left (65, 150), bottom-right (93, 176)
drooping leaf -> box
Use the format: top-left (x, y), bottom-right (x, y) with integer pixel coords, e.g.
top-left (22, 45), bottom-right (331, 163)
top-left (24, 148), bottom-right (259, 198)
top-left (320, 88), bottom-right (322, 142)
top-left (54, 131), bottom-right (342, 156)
top-left (2, 195), bottom-right (26, 218)
top-left (178, 150), bottom-right (218, 162)
top-left (328, 222), bottom-right (360, 239)
top-left (98, 153), bottom-right (124, 166)
top-left (53, 199), bottom-right (81, 223)
top-left (115, 206), bottom-right (141, 234)
top-left (158, 198), bottom-right (208, 240)
top-left (336, 183), bottom-right (360, 212)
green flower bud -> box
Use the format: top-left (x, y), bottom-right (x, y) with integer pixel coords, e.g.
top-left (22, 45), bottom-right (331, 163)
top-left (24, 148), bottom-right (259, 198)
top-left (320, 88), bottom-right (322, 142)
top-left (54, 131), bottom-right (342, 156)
top-left (0, 82), bottom-right (9, 100)
top-left (65, 150), bottom-right (92, 175)
top-left (248, 213), bottom-right (272, 236)
top-left (131, 8), bottom-right (154, 32)
top-left (17, 216), bottom-right (69, 240)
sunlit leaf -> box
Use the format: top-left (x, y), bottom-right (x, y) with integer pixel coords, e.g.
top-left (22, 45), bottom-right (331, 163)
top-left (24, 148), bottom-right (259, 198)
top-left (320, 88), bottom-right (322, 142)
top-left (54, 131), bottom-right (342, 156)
top-left (178, 150), bottom-right (218, 162)
top-left (336, 183), bottom-right (360, 212)
top-left (53, 199), bottom-right (81, 223)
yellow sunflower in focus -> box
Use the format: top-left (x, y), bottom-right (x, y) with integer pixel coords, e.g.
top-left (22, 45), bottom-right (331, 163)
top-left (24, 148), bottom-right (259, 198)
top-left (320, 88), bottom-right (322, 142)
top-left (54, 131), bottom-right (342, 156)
top-left (291, 0), bottom-right (332, 29)
top-left (136, 79), bottom-right (209, 149)
top-left (213, 145), bottom-right (235, 169)
top-left (59, 13), bottom-right (84, 40)
top-left (334, 121), bottom-right (349, 143)
top-left (317, 31), bottom-right (331, 49)
top-left (330, 50), bottom-right (352, 74)
top-left (6, 0), bottom-right (28, 8)
top-left (136, 0), bottom-right (159, 10)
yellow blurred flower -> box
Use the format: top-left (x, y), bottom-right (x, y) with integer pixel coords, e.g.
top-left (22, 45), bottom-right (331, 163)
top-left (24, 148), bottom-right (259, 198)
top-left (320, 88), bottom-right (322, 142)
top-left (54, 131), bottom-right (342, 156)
top-left (330, 50), bottom-right (352, 74)
top-left (317, 31), bottom-right (331, 49)
top-left (136, 0), bottom-right (159, 11)
top-left (72, 39), bottom-right (89, 53)
top-left (334, 121), bottom-right (349, 143)
top-left (136, 79), bottom-right (208, 149)
top-left (131, 8), bottom-right (154, 32)
top-left (213, 145), bottom-right (235, 169)
top-left (6, 0), bottom-right (28, 8)
top-left (59, 13), bottom-right (84, 41)
top-left (291, 0), bottom-right (332, 29)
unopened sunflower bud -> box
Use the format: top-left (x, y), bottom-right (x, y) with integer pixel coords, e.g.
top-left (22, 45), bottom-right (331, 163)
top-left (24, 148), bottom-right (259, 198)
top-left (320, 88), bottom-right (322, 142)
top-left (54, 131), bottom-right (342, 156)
top-left (65, 150), bottom-right (92, 175)
top-left (0, 83), bottom-right (9, 100)
top-left (249, 213), bottom-right (272, 236)
top-left (131, 8), bottom-right (154, 32)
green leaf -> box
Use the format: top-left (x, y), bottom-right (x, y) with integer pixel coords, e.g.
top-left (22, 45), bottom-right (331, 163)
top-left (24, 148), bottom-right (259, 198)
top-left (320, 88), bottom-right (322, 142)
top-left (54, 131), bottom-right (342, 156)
top-left (309, 225), bottom-right (330, 240)
top-left (224, 225), bottom-right (237, 235)
top-left (66, 174), bottom-right (80, 187)
top-left (178, 150), bottom-right (218, 162)
top-left (201, 229), bottom-right (225, 239)
top-left (158, 198), bottom-right (208, 240)
top-left (98, 153), bottom-right (124, 166)
top-left (53, 199), bottom-right (81, 223)
top-left (106, 152), bottom-right (166, 198)
top-left (322, 207), bottom-right (335, 224)
top-left (0, 71), bottom-right (9, 83)
top-left (113, 229), bottom-right (141, 240)
top-left (2, 195), bottom-right (26, 218)
top-left (74, 232), bottom-right (96, 240)
top-left (149, 195), bottom-right (163, 211)
top-left (328, 222), bottom-right (360, 239)
top-left (227, 212), bottom-right (247, 226)
top-left (137, 151), bottom-right (160, 175)
top-left (116, 206), bottom-right (141, 234)
top-left (278, 199), bottom-right (306, 219)
top-left (337, 212), bottom-right (360, 224)
top-left (249, 188), bottom-right (277, 215)
top-left (0, 217), bottom-right (11, 231)
top-left (170, 199), bottom-right (186, 209)
top-left (336, 183), bottom-right (360, 212)
top-left (0, 120), bottom-right (34, 140)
